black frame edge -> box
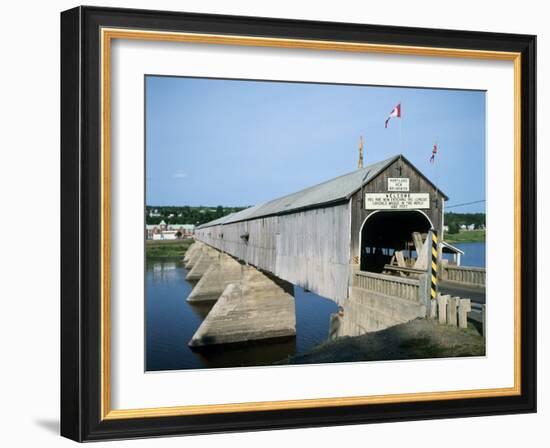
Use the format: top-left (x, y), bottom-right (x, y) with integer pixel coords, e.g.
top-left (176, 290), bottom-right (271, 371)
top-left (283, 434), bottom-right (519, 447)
top-left (60, 6), bottom-right (83, 442)
top-left (519, 34), bottom-right (537, 414)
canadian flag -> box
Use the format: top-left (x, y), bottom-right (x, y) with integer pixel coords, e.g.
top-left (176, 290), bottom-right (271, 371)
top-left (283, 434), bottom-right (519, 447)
top-left (384, 103), bottom-right (401, 128)
top-left (429, 143), bottom-right (438, 163)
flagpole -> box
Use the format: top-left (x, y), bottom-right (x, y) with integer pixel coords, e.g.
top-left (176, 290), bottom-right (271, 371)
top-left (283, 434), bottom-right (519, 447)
top-left (399, 101), bottom-right (403, 153)
top-left (434, 136), bottom-right (441, 212)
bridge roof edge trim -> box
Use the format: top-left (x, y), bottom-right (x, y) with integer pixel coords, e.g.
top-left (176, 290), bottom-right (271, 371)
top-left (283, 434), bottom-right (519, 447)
top-left (347, 153), bottom-right (450, 203)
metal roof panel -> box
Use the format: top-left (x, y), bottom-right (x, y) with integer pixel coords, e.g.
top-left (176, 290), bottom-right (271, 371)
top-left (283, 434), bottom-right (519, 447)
top-left (198, 155), bottom-right (399, 228)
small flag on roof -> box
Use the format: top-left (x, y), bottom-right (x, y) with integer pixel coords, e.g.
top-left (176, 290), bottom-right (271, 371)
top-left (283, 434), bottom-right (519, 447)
top-left (384, 103), bottom-right (401, 128)
top-left (429, 143), bottom-right (438, 163)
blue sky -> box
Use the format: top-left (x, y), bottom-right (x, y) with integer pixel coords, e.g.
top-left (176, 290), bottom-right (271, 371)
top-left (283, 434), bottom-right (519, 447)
top-left (146, 76), bottom-right (485, 213)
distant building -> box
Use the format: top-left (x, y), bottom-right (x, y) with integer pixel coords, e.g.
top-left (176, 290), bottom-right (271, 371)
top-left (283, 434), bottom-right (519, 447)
top-left (149, 208), bottom-right (162, 217)
top-left (146, 221), bottom-right (195, 240)
top-left (441, 241), bottom-right (465, 266)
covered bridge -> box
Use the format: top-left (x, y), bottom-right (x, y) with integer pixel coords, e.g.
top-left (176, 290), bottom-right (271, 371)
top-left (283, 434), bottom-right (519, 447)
top-left (195, 154), bottom-right (448, 305)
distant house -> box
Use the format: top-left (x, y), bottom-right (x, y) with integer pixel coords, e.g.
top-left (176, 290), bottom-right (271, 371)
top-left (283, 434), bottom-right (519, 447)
top-left (172, 224), bottom-right (195, 238)
top-left (467, 223), bottom-right (475, 231)
top-left (146, 220), bottom-right (195, 240)
top-left (149, 208), bottom-right (162, 217)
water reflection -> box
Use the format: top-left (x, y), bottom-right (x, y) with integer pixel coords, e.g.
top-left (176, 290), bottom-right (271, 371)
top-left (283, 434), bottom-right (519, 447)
top-left (145, 259), bottom-right (338, 371)
top-left (442, 241), bottom-right (486, 267)
top-left (193, 337), bottom-right (297, 369)
top-left (151, 261), bottom-right (178, 281)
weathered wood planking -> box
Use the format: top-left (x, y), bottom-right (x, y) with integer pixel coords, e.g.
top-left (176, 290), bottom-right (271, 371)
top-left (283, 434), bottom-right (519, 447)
top-left (195, 204), bottom-right (351, 304)
top-left (350, 157), bottom-right (446, 260)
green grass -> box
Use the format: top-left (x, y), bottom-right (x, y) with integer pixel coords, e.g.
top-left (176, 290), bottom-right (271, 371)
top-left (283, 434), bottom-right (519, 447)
top-left (445, 229), bottom-right (485, 244)
top-left (145, 239), bottom-right (195, 259)
top-left (281, 319), bottom-right (485, 365)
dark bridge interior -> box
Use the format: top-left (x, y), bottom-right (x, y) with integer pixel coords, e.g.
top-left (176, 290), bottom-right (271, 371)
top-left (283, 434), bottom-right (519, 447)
top-left (360, 210), bottom-right (432, 273)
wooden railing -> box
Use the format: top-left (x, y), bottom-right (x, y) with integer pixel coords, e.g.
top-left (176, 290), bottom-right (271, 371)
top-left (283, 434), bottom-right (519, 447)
top-left (354, 271), bottom-right (420, 302)
top-left (383, 264), bottom-right (425, 277)
top-left (441, 265), bottom-right (486, 287)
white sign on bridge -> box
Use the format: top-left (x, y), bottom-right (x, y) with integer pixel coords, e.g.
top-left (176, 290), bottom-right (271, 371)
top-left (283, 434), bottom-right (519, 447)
top-left (388, 177), bottom-right (410, 191)
top-left (364, 192), bottom-right (430, 210)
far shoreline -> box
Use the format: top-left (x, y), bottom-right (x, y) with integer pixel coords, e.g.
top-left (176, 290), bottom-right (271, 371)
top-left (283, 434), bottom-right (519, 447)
top-left (444, 229), bottom-right (485, 244)
top-left (145, 238), bottom-right (194, 259)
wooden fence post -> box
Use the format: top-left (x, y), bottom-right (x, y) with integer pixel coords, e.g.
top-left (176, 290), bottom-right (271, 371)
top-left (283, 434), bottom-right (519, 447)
top-left (446, 296), bottom-right (458, 326)
top-left (458, 298), bottom-right (471, 329)
top-left (430, 298), bottom-right (437, 319)
top-left (438, 294), bottom-right (449, 325)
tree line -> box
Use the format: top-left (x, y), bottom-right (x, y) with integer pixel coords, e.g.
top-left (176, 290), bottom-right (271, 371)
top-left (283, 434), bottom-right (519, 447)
top-left (444, 212), bottom-right (486, 234)
top-left (146, 205), bottom-right (248, 226)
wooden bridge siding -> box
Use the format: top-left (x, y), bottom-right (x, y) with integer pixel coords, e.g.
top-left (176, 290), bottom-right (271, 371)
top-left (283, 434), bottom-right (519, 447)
top-left (274, 204), bottom-right (351, 303)
top-left (195, 203), bottom-right (351, 304)
top-left (195, 218), bottom-right (278, 269)
top-left (349, 158), bottom-right (445, 261)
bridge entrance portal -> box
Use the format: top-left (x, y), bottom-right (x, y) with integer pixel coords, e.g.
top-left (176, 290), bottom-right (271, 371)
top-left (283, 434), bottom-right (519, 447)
top-left (359, 210), bottom-right (432, 273)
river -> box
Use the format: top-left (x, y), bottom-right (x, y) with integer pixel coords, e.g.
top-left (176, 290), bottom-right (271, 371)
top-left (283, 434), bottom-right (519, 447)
top-left (146, 259), bottom-right (338, 371)
top-left (442, 241), bottom-right (486, 268)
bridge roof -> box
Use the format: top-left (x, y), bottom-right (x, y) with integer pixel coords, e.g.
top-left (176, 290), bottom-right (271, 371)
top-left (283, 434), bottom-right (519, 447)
top-left (198, 154), bottom-right (447, 228)
top-left (198, 155), bottom-right (397, 228)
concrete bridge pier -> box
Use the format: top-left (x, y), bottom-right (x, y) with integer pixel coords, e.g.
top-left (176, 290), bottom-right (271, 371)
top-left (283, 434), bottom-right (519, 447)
top-left (183, 240), bottom-right (202, 264)
top-left (185, 247), bottom-right (218, 281)
top-left (187, 253), bottom-right (244, 302)
top-left (188, 265), bottom-right (296, 348)
top-left (184, 243), bottom-right (206, 270)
